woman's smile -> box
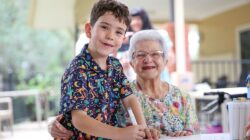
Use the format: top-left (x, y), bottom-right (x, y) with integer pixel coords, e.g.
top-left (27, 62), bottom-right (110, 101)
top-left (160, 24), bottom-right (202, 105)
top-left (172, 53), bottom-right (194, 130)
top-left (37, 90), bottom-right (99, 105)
top-left (142, 66), bottom-right (156, 70)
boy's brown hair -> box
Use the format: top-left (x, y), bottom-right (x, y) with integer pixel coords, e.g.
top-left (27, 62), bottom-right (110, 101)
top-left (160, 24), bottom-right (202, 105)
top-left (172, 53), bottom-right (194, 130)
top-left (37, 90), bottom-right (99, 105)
top-left (90, 0), bottom-right (130, 29)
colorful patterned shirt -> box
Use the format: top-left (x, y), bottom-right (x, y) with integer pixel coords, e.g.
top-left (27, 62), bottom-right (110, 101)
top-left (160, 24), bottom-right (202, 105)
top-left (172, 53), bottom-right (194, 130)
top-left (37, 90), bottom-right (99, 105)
top-left (130, 81), bottom-right (200, 134)
top-left (59, 44), bottom-right (133, 140)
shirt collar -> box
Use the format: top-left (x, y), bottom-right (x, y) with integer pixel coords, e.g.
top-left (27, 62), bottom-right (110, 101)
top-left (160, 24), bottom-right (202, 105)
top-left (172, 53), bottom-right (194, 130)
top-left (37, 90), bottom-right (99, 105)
top-left (80, 44), bottom-right (114, 75)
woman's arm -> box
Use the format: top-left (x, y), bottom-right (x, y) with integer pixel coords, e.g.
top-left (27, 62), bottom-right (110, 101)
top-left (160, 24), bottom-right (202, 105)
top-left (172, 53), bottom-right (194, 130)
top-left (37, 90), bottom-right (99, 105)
top-left (183, 94), bottom-right (200, 134)
top-left (48, 115), bottom-right (73, 139)
top-left (122, 94), bottom-right (146, 126)
top-left (122, 95), bottom-right (160, 139)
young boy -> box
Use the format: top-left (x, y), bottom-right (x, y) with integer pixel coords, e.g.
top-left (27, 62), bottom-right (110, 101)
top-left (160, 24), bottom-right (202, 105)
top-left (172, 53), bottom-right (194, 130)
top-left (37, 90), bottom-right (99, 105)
top-left (58, 0), bottom-right (158, 139)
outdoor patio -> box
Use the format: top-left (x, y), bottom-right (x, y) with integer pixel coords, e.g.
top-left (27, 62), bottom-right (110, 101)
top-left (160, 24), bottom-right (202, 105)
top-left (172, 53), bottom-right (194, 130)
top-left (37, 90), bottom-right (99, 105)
top-left (0, 121), bottom-right (52, 140)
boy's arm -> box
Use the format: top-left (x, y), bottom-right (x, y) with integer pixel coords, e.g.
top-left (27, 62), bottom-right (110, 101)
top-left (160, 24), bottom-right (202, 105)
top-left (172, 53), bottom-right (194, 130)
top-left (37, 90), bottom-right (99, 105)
top-left (71, 110), bottom-right (145, 139)
top-left (122, 94), bottom-right (147, 127)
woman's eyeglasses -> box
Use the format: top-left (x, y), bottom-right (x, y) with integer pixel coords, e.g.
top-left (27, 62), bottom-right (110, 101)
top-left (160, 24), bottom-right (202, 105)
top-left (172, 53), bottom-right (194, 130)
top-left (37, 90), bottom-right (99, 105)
top-left (132, 51), bottom-right (164, 60)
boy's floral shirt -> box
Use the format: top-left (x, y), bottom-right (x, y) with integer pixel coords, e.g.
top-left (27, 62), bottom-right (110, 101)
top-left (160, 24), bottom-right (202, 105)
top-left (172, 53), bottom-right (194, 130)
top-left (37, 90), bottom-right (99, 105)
top-left (59, 44), bottom-right (132, 140)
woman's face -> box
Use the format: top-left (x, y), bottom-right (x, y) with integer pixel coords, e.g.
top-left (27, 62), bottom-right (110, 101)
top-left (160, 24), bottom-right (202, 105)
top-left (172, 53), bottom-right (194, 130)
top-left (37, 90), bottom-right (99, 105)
top-left (130, 40), bottom-right (166, 80)
top-left (130, 16), bottom-right (143, 32)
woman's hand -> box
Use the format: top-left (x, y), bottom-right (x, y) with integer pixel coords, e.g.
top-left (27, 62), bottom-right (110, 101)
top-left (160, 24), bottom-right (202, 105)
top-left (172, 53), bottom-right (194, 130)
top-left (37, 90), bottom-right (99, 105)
top-left (48, 115), bottom-right (73, 139)
top-left (166, 130), bottom-right (192, 137)
top-left (245, 116), bottom-right (250, 140)
top-left (246, 124), bottom-right (250, 140)
top-left (144, 128), bottom-right (160, 140)
top-left (115, 125), bottom-right (146, 140)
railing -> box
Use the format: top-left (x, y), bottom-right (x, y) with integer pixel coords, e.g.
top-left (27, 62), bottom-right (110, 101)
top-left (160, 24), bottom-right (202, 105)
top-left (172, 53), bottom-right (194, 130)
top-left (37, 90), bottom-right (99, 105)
top-left (0, 90), bottom-right (49, 126)
top-left (191, 59), bottom-right (250, 87)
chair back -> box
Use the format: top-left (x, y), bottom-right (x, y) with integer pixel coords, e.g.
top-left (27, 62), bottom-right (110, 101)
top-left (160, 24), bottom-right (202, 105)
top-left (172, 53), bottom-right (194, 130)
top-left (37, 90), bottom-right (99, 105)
top-left (0, 97), bottom-right (13, 117)
top-left (0, 97), bottom-right (14, 134)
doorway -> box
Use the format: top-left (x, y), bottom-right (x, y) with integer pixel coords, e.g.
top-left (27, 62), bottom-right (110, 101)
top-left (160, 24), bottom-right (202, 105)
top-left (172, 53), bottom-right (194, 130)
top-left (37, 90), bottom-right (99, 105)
top-left (236, 25), bottom-right (250, 86)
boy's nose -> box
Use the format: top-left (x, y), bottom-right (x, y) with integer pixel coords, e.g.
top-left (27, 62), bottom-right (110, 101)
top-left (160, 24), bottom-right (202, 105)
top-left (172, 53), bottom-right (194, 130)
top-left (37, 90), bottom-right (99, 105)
top-left (106, 31), bottom-right (114, 40)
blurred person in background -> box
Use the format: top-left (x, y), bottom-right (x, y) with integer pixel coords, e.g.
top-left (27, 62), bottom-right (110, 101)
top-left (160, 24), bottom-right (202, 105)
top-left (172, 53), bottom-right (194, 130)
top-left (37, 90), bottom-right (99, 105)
top-left (118, 7), bottom-right (153, 52)
top-left (116, 7), bottom-right (172, 83)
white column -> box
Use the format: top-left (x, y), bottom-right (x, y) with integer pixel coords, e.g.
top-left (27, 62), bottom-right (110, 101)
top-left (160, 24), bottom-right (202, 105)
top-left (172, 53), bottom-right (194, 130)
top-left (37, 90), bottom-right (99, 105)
top-left (174, 0), bottom-right (186, 73)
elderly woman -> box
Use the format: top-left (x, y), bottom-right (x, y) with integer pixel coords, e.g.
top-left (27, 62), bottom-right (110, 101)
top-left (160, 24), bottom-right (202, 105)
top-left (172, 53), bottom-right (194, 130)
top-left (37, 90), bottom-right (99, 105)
top-left (127, 29), bottom-right (199, 136)
top-left (49, 30), bottom-right (199, 138)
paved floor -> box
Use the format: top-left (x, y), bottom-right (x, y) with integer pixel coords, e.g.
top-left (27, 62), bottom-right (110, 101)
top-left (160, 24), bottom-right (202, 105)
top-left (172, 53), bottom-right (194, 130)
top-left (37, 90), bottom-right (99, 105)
top-left (0, 121), bottom-right (53, 140)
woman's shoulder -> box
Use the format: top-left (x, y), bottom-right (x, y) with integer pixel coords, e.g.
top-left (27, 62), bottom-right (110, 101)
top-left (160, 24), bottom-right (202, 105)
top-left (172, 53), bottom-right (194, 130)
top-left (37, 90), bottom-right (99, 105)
top-left (129, 81), bottom-right (141, 96)
top-left (168, 84), bottom-right (190, 97)
top-left (129, 81), bottom-right (137, 91)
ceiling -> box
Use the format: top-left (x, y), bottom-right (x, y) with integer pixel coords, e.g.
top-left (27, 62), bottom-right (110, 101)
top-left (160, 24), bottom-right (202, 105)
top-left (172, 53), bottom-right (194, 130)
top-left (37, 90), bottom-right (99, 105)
top-left (29, 0), bottom-right (250, 29)
top-left (121, 0), bottom-right (250, 21)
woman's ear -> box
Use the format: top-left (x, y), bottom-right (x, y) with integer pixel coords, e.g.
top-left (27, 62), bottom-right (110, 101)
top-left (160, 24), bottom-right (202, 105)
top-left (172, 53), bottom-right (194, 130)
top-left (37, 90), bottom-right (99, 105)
top-left (85, 22), bottom-right (92, 38)
top-left (165, 59), bottom-right (168, 65)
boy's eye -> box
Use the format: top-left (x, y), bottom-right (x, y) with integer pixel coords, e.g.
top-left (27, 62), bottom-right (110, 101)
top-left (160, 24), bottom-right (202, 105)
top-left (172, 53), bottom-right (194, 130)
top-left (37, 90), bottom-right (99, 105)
top-left (101, 25), bottom-right (108, 30)
top-left (116, 31), bottom-right (123, 35)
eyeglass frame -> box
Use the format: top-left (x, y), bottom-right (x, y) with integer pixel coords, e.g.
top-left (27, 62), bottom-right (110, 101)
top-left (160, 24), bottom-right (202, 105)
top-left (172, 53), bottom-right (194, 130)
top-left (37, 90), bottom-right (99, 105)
top-left (132, 50), bottom-right (164, 60)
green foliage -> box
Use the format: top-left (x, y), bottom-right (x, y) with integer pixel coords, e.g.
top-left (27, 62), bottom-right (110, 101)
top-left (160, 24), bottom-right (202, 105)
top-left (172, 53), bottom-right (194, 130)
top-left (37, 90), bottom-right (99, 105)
top-left (0, 0), bottom-right (74, 93)
top-left (0, 0), bottom-right (75, 117)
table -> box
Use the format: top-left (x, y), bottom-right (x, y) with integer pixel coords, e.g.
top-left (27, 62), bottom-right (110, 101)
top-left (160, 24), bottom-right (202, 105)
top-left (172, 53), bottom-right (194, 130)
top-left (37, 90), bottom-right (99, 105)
top-left (189, 87), bottom-right (247, 132)
top-left (160, 133), bottom-right (230, 140)
top-left (0, 89), bottom-right (48, 126)
top-left (190, 87), bottom-right (247, 100)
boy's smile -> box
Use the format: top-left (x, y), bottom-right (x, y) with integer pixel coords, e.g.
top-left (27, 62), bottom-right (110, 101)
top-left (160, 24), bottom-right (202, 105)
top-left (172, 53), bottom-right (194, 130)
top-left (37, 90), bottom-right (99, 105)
top-left (101, 41), bottom-right (114, 48)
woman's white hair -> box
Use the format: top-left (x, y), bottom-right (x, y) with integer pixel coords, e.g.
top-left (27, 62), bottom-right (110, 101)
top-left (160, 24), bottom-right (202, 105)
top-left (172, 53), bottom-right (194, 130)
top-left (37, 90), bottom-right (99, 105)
top-left (128, 29), bottom-right (168, 62)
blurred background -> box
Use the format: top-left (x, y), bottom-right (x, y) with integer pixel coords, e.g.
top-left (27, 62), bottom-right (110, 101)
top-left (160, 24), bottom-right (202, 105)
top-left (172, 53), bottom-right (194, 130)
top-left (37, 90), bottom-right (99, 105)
top-left (0, 0), bottom-right (250, 139)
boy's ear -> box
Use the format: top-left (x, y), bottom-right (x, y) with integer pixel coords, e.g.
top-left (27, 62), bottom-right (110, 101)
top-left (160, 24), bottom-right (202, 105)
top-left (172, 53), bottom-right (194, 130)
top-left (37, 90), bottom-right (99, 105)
top-left (129, 62), bottom-right (134, 68)
top-left (85, 22), bottom-right (92, 38)
top-left (122, 34), bottom-right (126, 41)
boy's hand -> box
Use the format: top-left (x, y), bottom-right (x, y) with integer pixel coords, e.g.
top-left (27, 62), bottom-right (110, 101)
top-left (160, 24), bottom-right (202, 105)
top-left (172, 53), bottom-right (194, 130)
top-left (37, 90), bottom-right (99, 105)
top-left (48, 115), bottom-right (73, 139)
top-left (144, 128), bottom-right (160, 140)
top-left (166, 130), bottom-right (192, 137)
top-left (116, 125), bottom-right (145, 140)
top-left (245, 115), bottom-right (250, 140)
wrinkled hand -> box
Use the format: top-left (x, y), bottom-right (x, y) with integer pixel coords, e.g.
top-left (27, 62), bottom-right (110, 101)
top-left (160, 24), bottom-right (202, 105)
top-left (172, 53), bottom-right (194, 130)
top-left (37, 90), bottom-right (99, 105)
top-left (246, 123), bottom-right (250, 133)
top-left (115, 125), bottom-right (146, 140)
top-left (144, 128), bottom-right (160, 140)
top-left (245, 116), bottom-right (250, 140)
top-left (48, 115), bottom-right (73, 139)
top-left (166, 130), bottom-right (192, 137)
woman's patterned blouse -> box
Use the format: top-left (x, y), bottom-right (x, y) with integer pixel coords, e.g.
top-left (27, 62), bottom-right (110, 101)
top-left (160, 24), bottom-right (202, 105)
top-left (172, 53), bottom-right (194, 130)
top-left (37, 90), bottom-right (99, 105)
top-left (130, 81), bottom-right (200, 134)
top-left (59, 44), bottom-right (133, 140)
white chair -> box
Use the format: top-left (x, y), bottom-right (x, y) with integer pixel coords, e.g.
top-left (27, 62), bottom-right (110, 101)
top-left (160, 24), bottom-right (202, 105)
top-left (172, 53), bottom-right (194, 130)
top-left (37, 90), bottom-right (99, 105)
top-left (0, 97), bottom-right (14, 134)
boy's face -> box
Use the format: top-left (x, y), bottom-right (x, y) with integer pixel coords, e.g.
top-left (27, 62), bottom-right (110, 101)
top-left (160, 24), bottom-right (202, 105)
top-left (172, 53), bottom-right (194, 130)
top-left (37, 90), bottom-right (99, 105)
top-left (85, 12), bottom-right (127, 57)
